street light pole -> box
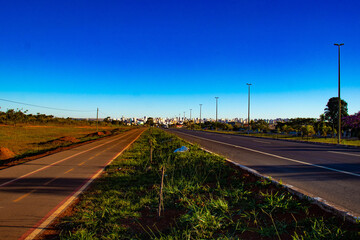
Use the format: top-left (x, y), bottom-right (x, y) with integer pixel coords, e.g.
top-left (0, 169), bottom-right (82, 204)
top-left (215, 97), bottom-right (219, 130)
top-left (190, 109), bottom-right (192, 122)
top-left (199, 104), bottom-right (202, 124)
top-left (334, 43), bottom-right (344, 144)
top-left (246, 83), bottom-right (252, 134)
top-left (96, 107), bottom-right (99, 132)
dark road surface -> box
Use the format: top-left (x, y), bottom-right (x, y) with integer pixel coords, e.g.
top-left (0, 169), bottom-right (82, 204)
top-left (168, 129), bottom-right (360, 217)
top-left (0, 128), bottom-right (144, 240)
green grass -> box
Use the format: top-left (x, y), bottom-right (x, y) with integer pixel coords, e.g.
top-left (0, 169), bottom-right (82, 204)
top-left (0, 124), bottom-right (128, 159)
top-left (55, 128), bottom-right (360, 239)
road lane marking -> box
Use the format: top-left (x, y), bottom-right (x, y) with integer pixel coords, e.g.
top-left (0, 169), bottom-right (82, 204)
top-left (78, 161), bottom-right (86, 166)
top-left (21, 129), bottom-right (146, 240)
top-left (328, 151), bottom-right (360, 157)
top-left (14, 176), bottom-right (61, 202)
top-left (13, 189), bottom-right (37, 203)
top-left (176, 131), bottom-right (360, 178)
top-left (0, 133), bottom-right (133, 188)
top-left (253, 140), bottom-right (271, 144)
top-left (64, 168), bottom-right (74, 174)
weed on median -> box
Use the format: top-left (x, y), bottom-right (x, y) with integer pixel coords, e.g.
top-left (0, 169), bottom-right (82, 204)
top-left (55, 128), bottom-right (360, 240)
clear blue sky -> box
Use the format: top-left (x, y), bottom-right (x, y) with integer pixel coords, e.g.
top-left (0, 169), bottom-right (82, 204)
top-left (1, 0), bottom-right (359, 120)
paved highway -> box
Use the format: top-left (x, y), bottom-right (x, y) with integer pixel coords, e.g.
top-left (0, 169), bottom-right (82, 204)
top-left (168, 129), bottom-right (360, 217)
top-left (0, 128), bottom-right (144, 240)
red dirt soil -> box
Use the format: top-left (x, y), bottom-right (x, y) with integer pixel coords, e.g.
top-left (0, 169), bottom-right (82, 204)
top-left (58, 136), bottom-right (79, 143)
top-left (0, 147), bottom-right (15, 160)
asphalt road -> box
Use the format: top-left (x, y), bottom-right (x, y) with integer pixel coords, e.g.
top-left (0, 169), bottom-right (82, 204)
top-left (0, 128), bottom-right (144, 240)
top-left (168, 129), bottom-right (360, 217)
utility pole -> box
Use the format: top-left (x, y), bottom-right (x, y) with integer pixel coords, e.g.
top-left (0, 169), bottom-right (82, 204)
top-left (247, 83), bottom-right (252, 134)
top-left (199, 104), bottom-right (202, 124)
top-left (334, 43), bottom-right (344, 144)
top-left (183, 111), bottom-right (185, 121)
top-left (96, 107), bottom-right (99, 132)
top-left (215, 97), bottom-right (219, 130)
top-left (190, 109), bottom-right (192, 129)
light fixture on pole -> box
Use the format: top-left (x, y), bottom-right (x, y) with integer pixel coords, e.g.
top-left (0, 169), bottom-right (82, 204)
top-left (199, 104), bottom-right (202, 124)
top-left (246, 83), bottom-right (252, 134)
top-left (334, 43), bottom-right (344, 144)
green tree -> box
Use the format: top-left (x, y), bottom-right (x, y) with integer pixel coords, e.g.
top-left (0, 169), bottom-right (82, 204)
top-left (314, 114), bottom-right (332, 137)
top-left (281, 124), bottom-right (294, 134)
top-left (225, 123), bottom-right (233, 131)
top-left (145, 117), bottom-right (154, 126)
top-left (253, 120), bottom-right (269, 132)
top-left (103, 116), bottom-right (111, 123)
top-left (324, 97), bottom-right (348, 132)
top-left (6, 109), bottom-right (27, 125)
top-left (321, 125), bottom-right (332, 137)
top-left (300, 125), bottom-right (315, 138)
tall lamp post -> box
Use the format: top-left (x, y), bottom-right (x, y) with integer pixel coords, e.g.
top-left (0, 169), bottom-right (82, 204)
top-left (246, 83), bottom-right (252, 134)
top-left (199, 104), bottom-right (202, 124)
top-left (215, 97), bottom-right (219, 130)
top-left (334, 43), bottom-right (344, 144)
top-left (190, 109), bottom-right (192, 122)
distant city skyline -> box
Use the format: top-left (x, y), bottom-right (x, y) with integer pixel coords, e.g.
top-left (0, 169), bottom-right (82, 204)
top-left (1, 1), bottom-right (359, 120)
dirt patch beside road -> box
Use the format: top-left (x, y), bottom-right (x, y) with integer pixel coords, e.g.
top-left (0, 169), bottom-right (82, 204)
top-left (0, 147), bottom-right (15, 160)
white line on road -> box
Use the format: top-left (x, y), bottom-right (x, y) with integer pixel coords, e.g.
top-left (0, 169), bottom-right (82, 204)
top-left (177, 131), bottom-right (360, 178)
top-left (328, 151), bottom-right (360, 157)
top-left (253, 140), bottom-right (271, 144)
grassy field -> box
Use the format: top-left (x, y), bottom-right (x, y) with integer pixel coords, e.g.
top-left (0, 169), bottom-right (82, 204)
top-left (52, 128), bottom-right (359, 239)
top-left (204, 130), bottom-right (360, 147)
top-left (0, 124), bottom-right (127, 160)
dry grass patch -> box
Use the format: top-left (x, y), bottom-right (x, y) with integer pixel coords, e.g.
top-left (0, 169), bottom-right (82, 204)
top-left (0, 124), bottom-right (126, 161)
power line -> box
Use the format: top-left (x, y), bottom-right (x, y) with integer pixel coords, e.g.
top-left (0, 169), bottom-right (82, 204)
top-left (0, 98), bottom-right (94, 112)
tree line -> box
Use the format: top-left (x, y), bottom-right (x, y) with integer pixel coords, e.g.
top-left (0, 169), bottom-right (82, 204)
top-left (0, 109), bottom-right (121, 126)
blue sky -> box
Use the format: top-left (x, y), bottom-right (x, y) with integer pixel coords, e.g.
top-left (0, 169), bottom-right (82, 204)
top-left (1, 0), bottom-right (359, 120)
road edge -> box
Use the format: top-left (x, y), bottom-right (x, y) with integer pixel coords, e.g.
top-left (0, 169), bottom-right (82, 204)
top-left (170, 130), bottom-right (360, 223)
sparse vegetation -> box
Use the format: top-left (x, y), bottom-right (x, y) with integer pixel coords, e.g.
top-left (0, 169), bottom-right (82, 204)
top-left (53, 128), bottom-right (360, 239)
top-left (0, 124), bottom-right (130, 164)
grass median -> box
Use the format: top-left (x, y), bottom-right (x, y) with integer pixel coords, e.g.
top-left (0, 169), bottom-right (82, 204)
top-left (54, 128), bottom-right (360, 239)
